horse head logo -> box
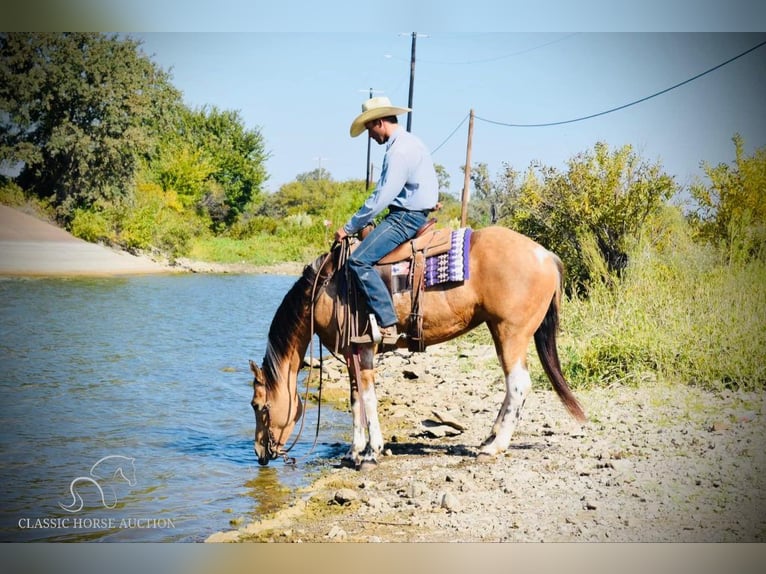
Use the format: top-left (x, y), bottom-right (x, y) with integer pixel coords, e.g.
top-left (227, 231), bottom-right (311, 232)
top-left (59, 455), bottom-right (137, 513)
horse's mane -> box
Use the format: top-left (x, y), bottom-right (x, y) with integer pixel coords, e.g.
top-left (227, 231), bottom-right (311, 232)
top-left (261, 251), bottom-right (336, 390)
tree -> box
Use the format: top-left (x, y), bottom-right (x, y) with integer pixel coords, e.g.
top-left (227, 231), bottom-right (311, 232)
top-left (462, 162), bottom-right (520, 226)
top-left (689, 134), bottom-right (766, 261)
top-left (147, 105), bottom-right (268, 229)
top-left (505, 143), bottom-right (676, 293)
top-left (0, 33), bottom-right (181, 222)
top-left (434, 163), bottom-right (450, 194)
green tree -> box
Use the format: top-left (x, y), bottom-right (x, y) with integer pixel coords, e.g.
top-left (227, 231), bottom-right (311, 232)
top-left (505, 143), bottom-right (676, 293)
top-left (259, 170), bottom-right (335, 218)
top-left (689, 134), bottom-right (766, 262)
top-left (147, 105), bottom-right (268, 230)
top-left (0, 32), bottom-right (180, 222)
top-left (434, 163), bottom-right (451, 194)
top-left (462, 162), bottom-right (520, 226)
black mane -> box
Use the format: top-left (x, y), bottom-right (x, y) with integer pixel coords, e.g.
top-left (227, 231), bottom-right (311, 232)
top-left (261, 252), bottom-right (335, 389)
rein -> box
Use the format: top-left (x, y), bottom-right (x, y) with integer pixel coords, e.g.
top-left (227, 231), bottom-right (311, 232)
top-left (275, 245), bottom-right (337, 462)
top-left (267, 238), bottom-right (365, 465)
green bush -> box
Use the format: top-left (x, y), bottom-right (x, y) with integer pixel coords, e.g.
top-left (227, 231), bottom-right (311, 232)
top-left (0, 181), bottom-right (25, 206)
top-left (558, 207), bottom-right (766, 391)
top-left (70, 209), bottom-right (113, 243)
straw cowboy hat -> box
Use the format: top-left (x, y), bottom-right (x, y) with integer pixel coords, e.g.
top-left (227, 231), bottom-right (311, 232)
top-left (350, 96), bottom-right (411, 137)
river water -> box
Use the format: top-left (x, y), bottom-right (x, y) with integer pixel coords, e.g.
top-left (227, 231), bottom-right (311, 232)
top-left (0, 274), bottom-right (348, 542)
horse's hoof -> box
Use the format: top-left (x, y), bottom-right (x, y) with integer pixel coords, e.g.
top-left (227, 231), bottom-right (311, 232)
top-left (476, 452), bottom-right (496, 463)
top-left (340, 457), bottom-right (358, 469)
top-left (357, 460), bottom-right (378, 472)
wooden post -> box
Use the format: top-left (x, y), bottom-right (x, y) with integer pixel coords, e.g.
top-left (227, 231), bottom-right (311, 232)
top-left (460, 109), bottom-right (474, 227)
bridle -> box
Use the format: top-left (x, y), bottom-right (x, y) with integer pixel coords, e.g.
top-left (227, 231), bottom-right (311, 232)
top-left (257, 398), bottom-right (296, 465)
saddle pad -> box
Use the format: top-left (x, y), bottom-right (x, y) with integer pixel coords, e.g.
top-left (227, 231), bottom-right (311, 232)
top-left (424, 228), bottom-right (472, 287)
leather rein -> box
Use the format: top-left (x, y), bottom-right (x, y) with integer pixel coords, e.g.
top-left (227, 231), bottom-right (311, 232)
top-left (271, 241), bottom-right (347, 464)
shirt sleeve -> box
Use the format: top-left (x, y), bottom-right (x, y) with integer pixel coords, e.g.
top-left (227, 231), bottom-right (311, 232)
top-left (343, 145), bottom-right (409, 234)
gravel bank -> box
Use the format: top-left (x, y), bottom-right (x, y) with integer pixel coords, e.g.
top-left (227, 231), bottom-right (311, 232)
top-left (207, 340), bottom-right (765, 543)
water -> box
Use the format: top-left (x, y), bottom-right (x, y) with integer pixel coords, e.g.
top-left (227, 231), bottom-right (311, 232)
top-left (0, 274), bottom-right (348, 542)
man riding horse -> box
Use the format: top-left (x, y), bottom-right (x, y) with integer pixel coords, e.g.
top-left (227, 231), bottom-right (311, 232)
top-left (334, 96), bottom-right (439, 346)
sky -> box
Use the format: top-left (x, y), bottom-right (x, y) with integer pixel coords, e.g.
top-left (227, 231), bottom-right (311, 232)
top-left (6, 1), bottom-right (766, 197)
top-left (131, 30), bottom-right (766, 197)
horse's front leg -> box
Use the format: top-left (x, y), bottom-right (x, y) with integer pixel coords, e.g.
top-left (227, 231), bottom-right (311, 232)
top-left (343, 345), bottom-right (383, 469)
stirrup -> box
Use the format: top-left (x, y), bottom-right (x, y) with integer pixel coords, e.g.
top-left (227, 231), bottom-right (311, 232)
top-left (349, 314), bottom-right (382, 345)
top-left (379, 326), bottom-right (401, 345)
top-left (368, 314), bottom-right (382, 344)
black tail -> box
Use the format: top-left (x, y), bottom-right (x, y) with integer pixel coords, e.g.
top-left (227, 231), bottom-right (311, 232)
top-left (533, 260), bottom-right (586, 422)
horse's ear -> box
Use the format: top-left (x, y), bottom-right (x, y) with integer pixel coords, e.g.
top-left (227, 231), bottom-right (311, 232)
top-left (249, 360), bottom-right (262, 380)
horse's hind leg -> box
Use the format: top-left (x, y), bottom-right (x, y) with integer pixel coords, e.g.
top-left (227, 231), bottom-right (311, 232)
top-left (479, 326), bottom-right (532, 457)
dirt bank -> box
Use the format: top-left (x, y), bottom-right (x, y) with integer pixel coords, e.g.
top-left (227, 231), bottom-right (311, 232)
top-left (207, 340), bottom-right (766, 543)
top-left (0, 205), bottom-right (172, 276)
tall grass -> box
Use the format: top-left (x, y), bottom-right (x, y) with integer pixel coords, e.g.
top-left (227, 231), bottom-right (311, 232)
top-left (190, 215), bottom-right (335, 265)
top-left (558, 209), bottom-right (766, 391)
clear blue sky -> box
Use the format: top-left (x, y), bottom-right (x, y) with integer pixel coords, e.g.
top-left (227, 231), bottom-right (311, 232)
top-left (132, 30), bottom-right (765, 197)
top-left (12, 1), bottom-right (765, 197)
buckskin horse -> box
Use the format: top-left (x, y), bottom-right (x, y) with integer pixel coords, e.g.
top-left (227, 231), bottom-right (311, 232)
top-left (249, 225), bottom-right (586, 469)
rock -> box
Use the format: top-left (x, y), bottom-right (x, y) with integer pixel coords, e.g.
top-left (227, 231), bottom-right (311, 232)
top-left (334, 488), bottom-right (359, 505)
top-left (441, 492), bottom-right (462, 512)
top-left (422, 421), bottom-right (462, 438)
top-left (205, 530), bottom-right (241, 543)
top-left (403, 481), bottom-right (427, 499)
top-left (430, 410), bottom-right (466, 431)
top-left (610, 459), bottom-right (634, 475)
top-left (327, 525), bottom-right (347, 540)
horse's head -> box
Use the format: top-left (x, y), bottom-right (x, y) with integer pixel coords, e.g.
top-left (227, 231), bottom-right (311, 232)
top-left (249, 360), bottom-right (303, 466)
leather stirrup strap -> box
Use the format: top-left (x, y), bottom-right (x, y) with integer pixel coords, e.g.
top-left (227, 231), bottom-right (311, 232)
top-left (407, 249), bottom-right (427, 352)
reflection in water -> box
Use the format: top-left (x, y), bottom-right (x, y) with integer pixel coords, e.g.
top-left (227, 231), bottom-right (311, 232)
top-left (0, 275), bottom-right (348, 542)
top-left (244, 467), bottom-right (293, 516)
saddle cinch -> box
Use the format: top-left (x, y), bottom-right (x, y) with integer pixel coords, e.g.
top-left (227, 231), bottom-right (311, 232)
top-left (356, 219), bottom-right (456, 352)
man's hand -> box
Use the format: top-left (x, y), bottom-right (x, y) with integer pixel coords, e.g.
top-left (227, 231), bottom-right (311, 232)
top-left (334, 227), bottom-right (348, 242)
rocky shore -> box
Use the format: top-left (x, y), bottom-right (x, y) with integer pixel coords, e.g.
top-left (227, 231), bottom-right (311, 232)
top-left (207, 341), bottom-right (766, 543)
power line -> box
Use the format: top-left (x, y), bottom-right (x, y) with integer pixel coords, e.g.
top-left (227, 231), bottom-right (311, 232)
top-left (431, 112), bottom-right (470, 155)
top-left (475, 38), bottom-right (766, 129)
top-left (386, 33), bottom-right (578, 66)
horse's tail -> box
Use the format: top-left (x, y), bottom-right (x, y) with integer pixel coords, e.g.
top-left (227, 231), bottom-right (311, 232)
top-left (533, 256), bottom-right (586, 422)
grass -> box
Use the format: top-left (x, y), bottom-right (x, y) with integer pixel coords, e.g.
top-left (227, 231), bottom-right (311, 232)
top-left (188, 234), bottom-right (318, 266)
top-left (558, 232), bottom-right (765, 392)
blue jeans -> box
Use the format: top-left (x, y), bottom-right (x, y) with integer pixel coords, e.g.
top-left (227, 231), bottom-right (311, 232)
top-left (348, 209), bottom-right (429, 327)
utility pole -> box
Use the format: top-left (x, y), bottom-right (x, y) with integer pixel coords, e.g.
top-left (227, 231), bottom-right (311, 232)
top-left (460, 109), bottom-right (475, 227)
top-left (312, 156), bottom-right (328, 179)
top-left (402, 32), bottom-right (428, 132)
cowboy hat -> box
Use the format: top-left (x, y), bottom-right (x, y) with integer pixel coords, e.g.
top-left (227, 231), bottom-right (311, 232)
top-left (350, 96), bottom-right (411, 137)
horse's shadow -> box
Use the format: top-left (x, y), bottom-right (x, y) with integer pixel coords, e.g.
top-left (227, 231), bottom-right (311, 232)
top-left (330, 438), bottom-right (548, 469)
top-left (387, 439), bottom-right (546, 456)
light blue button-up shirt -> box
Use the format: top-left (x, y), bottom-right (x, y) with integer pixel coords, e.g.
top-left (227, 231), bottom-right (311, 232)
top-left (343, 127), bottom-right (439, 234)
